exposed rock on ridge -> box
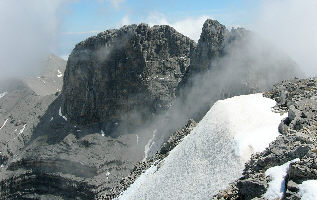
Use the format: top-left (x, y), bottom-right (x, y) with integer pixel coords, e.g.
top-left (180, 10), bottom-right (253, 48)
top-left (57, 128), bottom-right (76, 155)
top-left (213, 77), bottom-right (317, 199)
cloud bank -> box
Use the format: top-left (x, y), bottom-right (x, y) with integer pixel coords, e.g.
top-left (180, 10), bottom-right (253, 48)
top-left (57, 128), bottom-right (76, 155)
top-left (146, 13), bottom-right (212, 41)
top-left (0, 0), bottom-right (67, 79)
top-left (254, 0), bottom-right (317, 77)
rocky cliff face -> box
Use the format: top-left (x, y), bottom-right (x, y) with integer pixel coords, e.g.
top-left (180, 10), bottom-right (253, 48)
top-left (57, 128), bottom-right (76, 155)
top-left (180, 19), bottom-right (300, 92)
top-left (62, 24), bottom-right (196, 127)
top-left (190, 19), bottom-right (227, 73)
top-left (62, 19), bottom-right (300, 132)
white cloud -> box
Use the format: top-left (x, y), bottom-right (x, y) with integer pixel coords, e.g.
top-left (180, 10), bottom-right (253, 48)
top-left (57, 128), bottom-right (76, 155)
top-left (98, 0), bottom-right (125, 10)
top-left (63, 30), bottom-right (102, 35)
top-left (61, 54), bottom-right (69, 61)
top-left (0, 0), bottom-right (68, 79)
top-left (121, 15), bottom-right (130, 26)
top-left (253, 0), bottom-right (317, 77)
top-left (109, 0), bottom-right (125, 9)
top-left (146, 13), bottom-right (212, 41)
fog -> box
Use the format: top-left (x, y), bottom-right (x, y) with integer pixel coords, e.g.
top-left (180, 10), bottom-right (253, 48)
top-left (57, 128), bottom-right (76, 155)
top-left (0, 0), bottom-right (67, 79)
top-left (131, 27), bottom-right (301, 157)
top-left (0, 0), bottom-right (315, 80)
top-left (253, 0), bottom-right (317, 77)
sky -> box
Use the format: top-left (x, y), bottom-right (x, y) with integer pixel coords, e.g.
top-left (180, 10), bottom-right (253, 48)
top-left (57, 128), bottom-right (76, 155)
top-left (0, 0), bottom-right (316, 78)
top-left (58, 0), bottom-right (260, 59)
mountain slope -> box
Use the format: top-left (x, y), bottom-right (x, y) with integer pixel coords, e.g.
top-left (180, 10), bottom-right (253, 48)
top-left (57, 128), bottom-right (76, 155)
top-left (0, 20), bottom-right (305, 200)
top-left (115, 94), bottom-right (286, 200)
top-left (23, 54), bottom-right (66, 96)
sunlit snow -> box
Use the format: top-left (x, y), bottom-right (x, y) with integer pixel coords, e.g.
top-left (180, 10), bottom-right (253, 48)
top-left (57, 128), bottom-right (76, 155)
top-left (230, 94), bottom-right (287, 162)
top-left (0, 119), bottom-right (8, 130)
top-left (118, 166), bottom-right (158, 198)
top-left (0, 91), bottom-right (7, 99)
top-left (59, 107), bottom-right (68, 121)
top-left (264, 158), bottom-right (300, 200)
top-left (19, 124), bottom-right (27, 134)
top-left (298, 180), bottom-right (317, 200)
top-left (118, 93), bottom-right (285, 200)
top-left (143, 130), bottom-right (156, 161)
top-left (57, 69), bottom-right (63, 77)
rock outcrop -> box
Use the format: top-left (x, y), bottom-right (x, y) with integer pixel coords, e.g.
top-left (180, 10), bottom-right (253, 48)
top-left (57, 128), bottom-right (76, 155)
top-left (62, 24), bottom-right (196, 127)
top-left (189, 19), bottom-right (227, 73)
top-left (177, 19), bottom-right (300, 122)
top-left (180, 19), bottom-right (300, 91)
top-left (213, 77), bottom-right (317, 199)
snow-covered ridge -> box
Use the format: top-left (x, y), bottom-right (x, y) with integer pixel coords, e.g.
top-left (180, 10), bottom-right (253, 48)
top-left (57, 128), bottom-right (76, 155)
top-left (117, 93), bottom-right (286, 200)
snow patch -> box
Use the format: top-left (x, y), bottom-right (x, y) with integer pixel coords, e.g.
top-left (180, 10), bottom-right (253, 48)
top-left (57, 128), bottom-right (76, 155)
top-left (0, 91), bottom-right (7, 99)
top-left (117, 166), bottom-right (157, 199)
top-left (298, 180), bottom-right (317, 200)
top-left (143, 130), bottom-right (156, 161)
top-left (230, 93), bottom-right (287, 162)
top-left (118, 93), bottom-right (285, 200)
top-left (57, 69), bottom-right (63, 77)
top-left (59, 107), bottom-right (67, 121)
top-left (264, 158), bottom-right (300, 200)
top-left (101, 130), bottom-right (105, 137)
top-left (19, 124), bottom-right (27, 134)
top-left (0, 119), bottom-right (8, 130)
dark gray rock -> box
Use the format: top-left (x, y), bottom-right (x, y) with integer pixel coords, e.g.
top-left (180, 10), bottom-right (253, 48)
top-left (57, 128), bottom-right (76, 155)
top-left (190, 19), bottom-right (227, 73)
top-left (177, 19), bottom-right (300, 122)
top-left (62, 24), bottom-right (196, 127)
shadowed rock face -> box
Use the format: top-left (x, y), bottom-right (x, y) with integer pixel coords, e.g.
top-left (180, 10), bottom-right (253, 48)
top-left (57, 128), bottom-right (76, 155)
top-left (190, 19), bottom-right (227, 73)
top-left (62, 24), bottom-right (196, 126)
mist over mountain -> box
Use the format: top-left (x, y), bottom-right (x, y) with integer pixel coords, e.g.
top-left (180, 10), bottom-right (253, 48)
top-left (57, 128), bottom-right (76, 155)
top-left (0, 15), bottom-right (316, 200)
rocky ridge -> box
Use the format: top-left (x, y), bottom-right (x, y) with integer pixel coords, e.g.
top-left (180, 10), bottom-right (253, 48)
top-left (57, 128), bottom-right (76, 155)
top-left (213, 77), bottom-right (317, 199)
top-left (0, 19), bottom-right (304, 200)
top-left (99, 119), bottom-right (197, 199)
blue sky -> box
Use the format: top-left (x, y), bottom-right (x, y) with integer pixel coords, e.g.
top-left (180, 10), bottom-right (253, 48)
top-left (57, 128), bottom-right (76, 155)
top-left (1, 0), bottom-right (316, 78)
top-left (57, 0), bottom-right (261, 58)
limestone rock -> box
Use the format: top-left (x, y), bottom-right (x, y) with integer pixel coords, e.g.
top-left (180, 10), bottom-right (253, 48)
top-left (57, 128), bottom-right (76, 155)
top-left (62, 24), bottom-right (196, 127)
